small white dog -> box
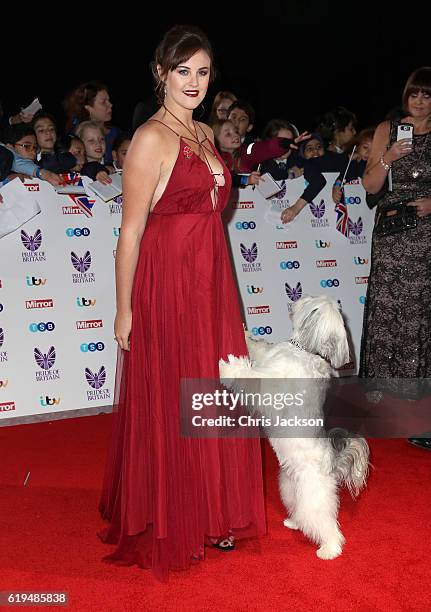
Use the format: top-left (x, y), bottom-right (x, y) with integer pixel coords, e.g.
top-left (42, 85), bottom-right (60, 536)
top-left (219, 295), bottom-right (369, 560)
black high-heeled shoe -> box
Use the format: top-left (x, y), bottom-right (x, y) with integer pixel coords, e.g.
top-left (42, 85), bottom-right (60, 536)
top-left (209, 535), bottom-right (235, 551)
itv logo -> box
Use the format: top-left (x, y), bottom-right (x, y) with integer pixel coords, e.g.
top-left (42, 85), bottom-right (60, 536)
top-left (315, 240), bottom-right (331, 249)
top-left (26, 276), bottom-right (47, 287)
top-left (76, 298), bottom-right (96, 307)
top-left (39, 396), bottom-right (61, 407)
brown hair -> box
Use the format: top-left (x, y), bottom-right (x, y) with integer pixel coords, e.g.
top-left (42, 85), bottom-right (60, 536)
top-left (402, 67), bottom-right (431, 112)
top-left (63, 81), bottom-right (109, 134)
top-left (346, 127), bottom-right (375, 154)
top-left (208, 91), bottom-right (237, 125)
top-left (151, 25), bottom-right (215, 104)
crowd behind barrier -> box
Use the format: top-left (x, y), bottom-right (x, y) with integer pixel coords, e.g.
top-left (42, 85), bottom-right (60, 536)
top-left (1, 83), bottom-right (379, 421)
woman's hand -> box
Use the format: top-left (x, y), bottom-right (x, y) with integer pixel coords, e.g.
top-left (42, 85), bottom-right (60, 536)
top-left (114, 310), bottom-right (132, 351)
top-left (386, 138), bottom-right (413, 163)
top-left (247, 171), bottom-right (261, 186)
top-left (96, 171), bottom-right (112, 185)
top-left (407, 198), bottom-right (431, 217)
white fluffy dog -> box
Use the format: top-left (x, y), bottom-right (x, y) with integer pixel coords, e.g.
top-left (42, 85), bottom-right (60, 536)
top-left (219, 295), bottom-right (369, 560)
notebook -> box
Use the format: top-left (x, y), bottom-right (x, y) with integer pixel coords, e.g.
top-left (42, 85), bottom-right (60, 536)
top-left (86, 172), bottom-right (123, 202)
top-left (255, 172), bottom-right (283, 199)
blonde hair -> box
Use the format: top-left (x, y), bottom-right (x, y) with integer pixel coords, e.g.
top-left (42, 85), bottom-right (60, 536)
top-left (75, 120), bottom-right (104, 141)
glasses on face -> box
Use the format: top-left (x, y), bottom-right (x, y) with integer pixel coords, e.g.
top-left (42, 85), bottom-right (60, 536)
top-left (15, 142), bottom-right (38, 151)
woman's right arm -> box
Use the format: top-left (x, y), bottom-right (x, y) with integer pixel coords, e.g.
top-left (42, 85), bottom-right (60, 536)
top-left (362, 120), bottom-right (412, 193)
top-left (114, 125), bottom-right (162, 350)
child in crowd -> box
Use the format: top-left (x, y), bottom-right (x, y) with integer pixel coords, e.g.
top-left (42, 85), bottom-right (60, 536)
top-left (6, 124), bottom-right (37, 161)
top-left (111, 133), bottom-right (131, 171)
top-left (260, 119), bottom-right (302, 180)
top-left (32, 111), bottom-right (76, 173)
top-left (75, 121), bottom-right (112, 183)
top-left (316, 106), bottom-right (357, 153)
top-left (348, 127), bottom-right (375, 162)
top-left (0, 121), bottom-right (60, 186)
top-left (298, 133), bottom-right (325, 160)
top-left (213, 118), bottom-right (309, 188)
top-left (227, 100), bottom-right (255, 145)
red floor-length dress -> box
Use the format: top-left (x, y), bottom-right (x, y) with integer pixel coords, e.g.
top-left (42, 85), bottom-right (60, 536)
top-left (98, 125), bottom-right (266, 581)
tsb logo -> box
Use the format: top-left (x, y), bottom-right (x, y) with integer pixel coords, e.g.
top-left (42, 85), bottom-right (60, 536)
top-left (76, 297), bottom-right (96, 307)
top-left (280, 261), bottom-right (300, 270)
top-left (247, 285), bottom-right (264, 294)
top-left (235, 221), bottom-right (256, 230)
top-left (359, 296), bottom-right (366, 304)
top-left (315, 240), bottom-right (331, 249)
top-left (66, 228), bottom-right (90, 237)
top-left (252, 326), bottom-right (273, 336)
top-left (354, 257), bottom-right (369, 265)
top-left (29, 322), bottom-right (55, 333)
top-left (345, 196), bottom-right (361, 205)
top-left (113, 227), bottom-right (121, 237)
top-left (80, 342), bottom-right (105, 352)
top-left (320, 279), bottom-right (340, 288)
top-left (26, 276), bottom-right (47, 287)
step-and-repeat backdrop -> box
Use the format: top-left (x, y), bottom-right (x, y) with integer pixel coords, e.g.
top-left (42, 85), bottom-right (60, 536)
top-left (0, 173), bottom-right (374, 420)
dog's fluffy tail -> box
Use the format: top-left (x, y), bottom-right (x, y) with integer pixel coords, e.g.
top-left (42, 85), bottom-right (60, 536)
top-left (329, 428), bottom-right (370, 497)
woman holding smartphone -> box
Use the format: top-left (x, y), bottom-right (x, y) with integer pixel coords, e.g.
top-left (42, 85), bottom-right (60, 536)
top-left (359, 67), bottom-right (431, 445)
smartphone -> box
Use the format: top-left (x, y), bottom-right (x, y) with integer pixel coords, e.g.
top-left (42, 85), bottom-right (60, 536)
top-left (397, 123), bottom-right (414, 142)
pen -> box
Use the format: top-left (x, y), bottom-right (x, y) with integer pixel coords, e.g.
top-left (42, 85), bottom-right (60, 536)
top-left (252, 164), bottom-right (261, 190)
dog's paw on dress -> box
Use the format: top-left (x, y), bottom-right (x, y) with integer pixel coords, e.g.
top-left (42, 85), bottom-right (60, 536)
top-left (283, 517), bottom-right (299, 530)
top-left (316, 542), bottom-right (343, 560)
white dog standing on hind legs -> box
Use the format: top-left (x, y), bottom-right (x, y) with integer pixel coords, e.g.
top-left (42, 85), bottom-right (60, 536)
top-left (219, 295), bottom-right (370, 560)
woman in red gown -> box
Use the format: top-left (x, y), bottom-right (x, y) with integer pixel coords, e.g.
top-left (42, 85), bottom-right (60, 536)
top-left (98, 25), bottom-right (266, 581)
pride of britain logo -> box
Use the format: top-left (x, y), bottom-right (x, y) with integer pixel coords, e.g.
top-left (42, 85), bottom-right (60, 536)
top-left (0, 328), bottom-right (7, 363)
top-left (285, 282), bottom-right (303, 312)
top-left (348, 217), bottom-right (367, 244)
top-left (109, 195), bottom-right (123, 215)
top-left (21, 229), bottom-right (46, 262)
top-left (309, 200), bottom-right (329, 228)
top-left (269, 180), bottom-right (288, 210)
top-left (34, 346), bottom-right (60, 382)
top-left (240, 243), bottom-right (262, 273)
top-left (85, 366), bottom-right (111, 401)
top-left (71, 251), bottom-right (96, 284)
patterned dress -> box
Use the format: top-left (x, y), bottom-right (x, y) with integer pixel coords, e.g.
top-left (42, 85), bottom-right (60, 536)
top-left (359, 122), bottom-right (431, 397)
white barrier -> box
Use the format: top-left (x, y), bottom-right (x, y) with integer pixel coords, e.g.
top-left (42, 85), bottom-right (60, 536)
top-left (0, 173), bottom-right (374, 420)
top-left (225, 175), bottom-right (374, 373)
top-left (0, 176), bottom-right (120, 419)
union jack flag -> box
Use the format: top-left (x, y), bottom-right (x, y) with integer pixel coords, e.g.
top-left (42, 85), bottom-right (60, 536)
top-left (59, 172), bottom-right (83, 186)
top-left (335, 200), bottom-right (349, 237)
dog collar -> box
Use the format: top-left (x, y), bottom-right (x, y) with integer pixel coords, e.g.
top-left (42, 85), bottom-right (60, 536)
top-left (289, 338), bottom-right (330, 362)
top-left (289, 338), bottom-right (307, 352)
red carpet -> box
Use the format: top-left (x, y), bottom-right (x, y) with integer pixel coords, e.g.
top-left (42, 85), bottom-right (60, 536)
top-left (0, 414), bottom-right (430, 611)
